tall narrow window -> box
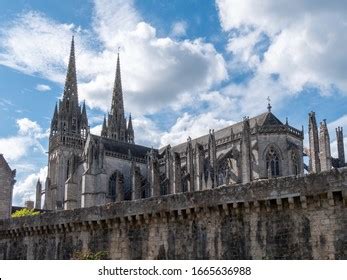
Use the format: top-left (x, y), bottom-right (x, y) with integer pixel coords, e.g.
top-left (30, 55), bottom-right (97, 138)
top-left (108, 172), bottom-right (117, 202)
top-left (266, 147), bottom-right (280, 177)
top-left (72, 118), bottom-right (77, 133)
top-left (63, 121), bottom-right (67, 132)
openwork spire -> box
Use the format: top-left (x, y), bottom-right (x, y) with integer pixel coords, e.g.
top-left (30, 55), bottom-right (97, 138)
top-left (110, 52), bottom-right (124, 117)
top-left (63, 36), bottom-right (78, 104)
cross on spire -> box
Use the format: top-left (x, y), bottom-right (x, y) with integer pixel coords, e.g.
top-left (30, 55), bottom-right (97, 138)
top-left (267, 96), bottom-right (272, 112)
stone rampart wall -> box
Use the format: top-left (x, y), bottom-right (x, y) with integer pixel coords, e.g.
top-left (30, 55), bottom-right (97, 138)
top-left (0, 169), bottom-right (346, 259)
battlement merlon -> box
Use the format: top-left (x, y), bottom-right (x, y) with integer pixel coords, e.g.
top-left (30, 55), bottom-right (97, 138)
top-left (1, 167), bottom-right (346, 233)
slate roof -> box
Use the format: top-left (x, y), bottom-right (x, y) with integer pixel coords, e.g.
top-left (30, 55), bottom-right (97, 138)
top-left (167, 111), bottom-right (297, 154)
top-left (89, 135), bottom-right (154, 159)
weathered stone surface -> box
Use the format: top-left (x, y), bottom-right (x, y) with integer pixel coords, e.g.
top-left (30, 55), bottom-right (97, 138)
top-left (0, 168), bottom-right (346, 260)
top-left (0, 154), bottom-right (15, 220)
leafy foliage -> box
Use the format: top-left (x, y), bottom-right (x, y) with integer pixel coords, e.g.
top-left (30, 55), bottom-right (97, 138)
top-left (72, 250), bottom-right (108, 260)
top-left (11, 208), bottom-right (40, 218)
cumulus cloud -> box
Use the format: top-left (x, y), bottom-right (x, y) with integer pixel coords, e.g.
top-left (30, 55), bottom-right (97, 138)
top-left (216, 0), bottom-right (347, 113)
top-left (12, 166), bottom-right (47, 206)
top-left (35, 84), bottom-right (51, 92)
top-left (0, 118), bottom-right (48, 161)
top-left (0, 137), bottom-right (33, 162)
top-left (0, 0), bottom-right (227, 116)
top-left (0, 118), bottom-right (49, 206)
top-left (160, 112), bottom-right (233, 147)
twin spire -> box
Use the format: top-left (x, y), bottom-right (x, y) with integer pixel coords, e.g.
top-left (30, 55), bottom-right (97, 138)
top-left (55, 36), bottom-right (134, 143)
top-left (50, 36), bottom-right (134, 144)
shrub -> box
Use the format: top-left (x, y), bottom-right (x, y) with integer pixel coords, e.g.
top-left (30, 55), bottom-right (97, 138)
top-left (72, 250), bottom-right (108, 260)
top-left (11, 208), bottom-right (40, 218)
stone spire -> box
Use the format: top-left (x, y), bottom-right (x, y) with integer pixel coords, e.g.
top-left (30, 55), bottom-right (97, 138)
top-left (107, 52), bottom-right (127, 142)
top-left (110, 52), bottom-right (124, 117)
top-left (127, 114), bottom-right (134, 144)
top-left (63, 36), bottom-right (78, 105)
top-left (35, 179), bottom-right (42, 209)
top-left (101, 115), bottom-right (108, 137)
top-left (45, 36), bottom-right (88, 211)
top-left (81, 100), bottom-right (88, 125)
top-left (308, 112), bottom-right (321, 173)
top-left (336, 127), bottom-right (345, 167)
top-left (50, 102), bottom-right (58, 136)
top-left (51, 35), bottom-right (87, 139)
top-left (319, 119), bottom-right (331, 171)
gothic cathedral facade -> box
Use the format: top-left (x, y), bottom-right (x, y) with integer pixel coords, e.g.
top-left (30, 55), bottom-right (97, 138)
top-left (41, 37), bottom-right (345, 211)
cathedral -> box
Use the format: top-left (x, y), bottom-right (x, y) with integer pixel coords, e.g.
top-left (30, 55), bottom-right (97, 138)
top-left (39, 37), bottom-right (346, 211)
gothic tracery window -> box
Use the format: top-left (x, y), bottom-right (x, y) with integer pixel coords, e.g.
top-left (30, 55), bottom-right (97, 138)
top-left (217, 156), bottom-right (232, 186)
top-left (108, 172), bottom-right (117, 201)
top-left (266, 147), bottom-right (280, 177)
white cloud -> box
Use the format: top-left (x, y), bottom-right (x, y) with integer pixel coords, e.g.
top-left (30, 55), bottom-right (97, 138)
top-left (0, 0), bottom-right (227, 116)
top-left (216, 0), bottom-right (347, 110)
top-left (35, 84), bottom-right (51, 92)
top-left (0, 136), bottom-right (33, 161)
top-left (90, 124), bottom-right (102, 136)
top-left (13, 166), bottom-right (47, 206)
top-left (133, 116), bottom-right (164, 147)
top-left (171, 21), bottom-right (187, 37)
top-left (0, 118), bottom-right (49, 207)
top-left (0, 118), bottom-right (48, 161)
top-left (160, 112), bottom-right (233, 147)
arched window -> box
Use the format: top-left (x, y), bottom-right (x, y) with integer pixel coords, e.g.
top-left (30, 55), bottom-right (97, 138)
top-left (141, 179), bottom-right (150, 198)
top-left (266, 147), bottom-right (280, 177)
top-left (108, 172), bottom-right (117, 201)
top-left (217, 154), bottom-right (233, 186)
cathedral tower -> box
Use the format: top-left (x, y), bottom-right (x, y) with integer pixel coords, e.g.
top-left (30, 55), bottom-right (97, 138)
top-left (103, 53), bottom-right (134, 143)
top-left (44, 36), bottom-right (89, 210)
top-left (308, 112), bottom-right (321, 173)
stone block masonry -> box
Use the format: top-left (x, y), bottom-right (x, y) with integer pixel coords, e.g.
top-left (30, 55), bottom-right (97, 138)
top-left (0, 168), bottom-right (346, 260)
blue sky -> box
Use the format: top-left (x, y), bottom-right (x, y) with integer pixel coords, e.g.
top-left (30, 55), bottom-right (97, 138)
top-left (0, 0), bottom-right (347, 205)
